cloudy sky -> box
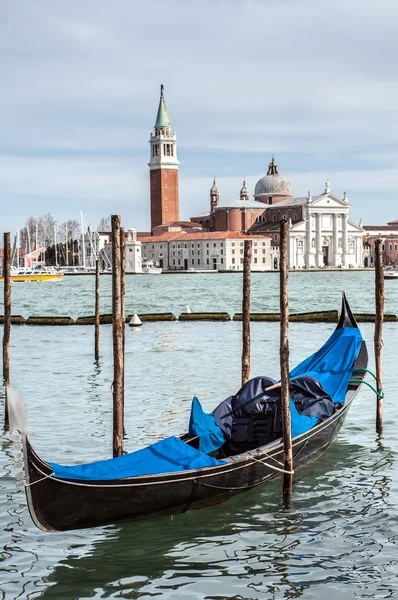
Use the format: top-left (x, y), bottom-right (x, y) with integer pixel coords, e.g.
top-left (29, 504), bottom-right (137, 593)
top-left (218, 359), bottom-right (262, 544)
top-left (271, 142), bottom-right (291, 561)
top-left (1, 0), bottom-right (398, 234)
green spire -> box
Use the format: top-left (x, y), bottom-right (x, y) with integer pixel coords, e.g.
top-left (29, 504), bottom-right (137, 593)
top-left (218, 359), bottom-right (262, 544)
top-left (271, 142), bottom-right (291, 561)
top-left (155, 84), bottom-right (171, 128)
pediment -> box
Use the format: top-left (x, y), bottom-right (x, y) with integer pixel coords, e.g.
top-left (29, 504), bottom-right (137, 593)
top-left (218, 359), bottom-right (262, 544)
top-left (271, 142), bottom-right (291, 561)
top-left (309, 193), bottom-right (349, 210)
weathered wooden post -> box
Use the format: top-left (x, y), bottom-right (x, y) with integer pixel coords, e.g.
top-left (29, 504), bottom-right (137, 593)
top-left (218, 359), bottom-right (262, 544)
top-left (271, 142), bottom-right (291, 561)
top-left (374, 238), bottom-right (384, 431)
top-left (242, 239), bottom-right (252, 386)
top-left (95, 259), bottom-right (100, 361)
top-left (280, 218), bottom-right (293, 502)
top-left (120, 227), bottom-right (126, 403)
top-left (3, 232), bottom-right (11, 425)
top-left (112, 215), bottom-right (124, 457)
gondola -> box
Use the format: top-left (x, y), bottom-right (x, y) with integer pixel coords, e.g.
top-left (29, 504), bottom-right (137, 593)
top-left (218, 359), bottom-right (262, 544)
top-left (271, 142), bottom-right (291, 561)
top-left (8, 293), bottom-right (368, 532)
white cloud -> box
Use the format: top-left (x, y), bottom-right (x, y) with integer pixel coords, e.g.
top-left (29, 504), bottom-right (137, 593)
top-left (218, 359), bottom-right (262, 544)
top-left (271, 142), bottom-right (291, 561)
top-left (1, 0), bottom-right (398, 232)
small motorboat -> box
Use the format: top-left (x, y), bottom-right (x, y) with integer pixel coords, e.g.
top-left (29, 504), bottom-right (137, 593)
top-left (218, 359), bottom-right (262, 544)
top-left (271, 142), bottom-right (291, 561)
top-left (384, 269), bottom-right (398, 280)
top-left (141, 259), bottom-right (162, 274)
top-left (0, 267), bottom-right (63, 282)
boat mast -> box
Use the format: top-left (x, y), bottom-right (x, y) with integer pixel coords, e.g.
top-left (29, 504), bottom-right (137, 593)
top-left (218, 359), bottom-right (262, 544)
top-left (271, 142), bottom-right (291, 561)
top-left (17, 228), bottom-right (20, 268)
top-left (65, 221), bottom-right (68, 266)
top-left (80, 210), bottom-right (86, 270)
top-left (35, 221), bottom-right (38, 268)
top-left (54, 224), bottom-right (58, 268)
top-left (27, 226), bottom-right (32, 269)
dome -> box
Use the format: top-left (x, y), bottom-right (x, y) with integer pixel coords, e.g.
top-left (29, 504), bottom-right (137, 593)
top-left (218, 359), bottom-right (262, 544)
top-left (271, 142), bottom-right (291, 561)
top-left (254, 157), bottom-right (292, 199)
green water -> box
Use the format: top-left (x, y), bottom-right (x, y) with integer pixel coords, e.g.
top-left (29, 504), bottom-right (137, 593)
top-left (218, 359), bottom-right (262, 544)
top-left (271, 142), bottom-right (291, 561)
top-left (0, 272), bottom-right (397, 599)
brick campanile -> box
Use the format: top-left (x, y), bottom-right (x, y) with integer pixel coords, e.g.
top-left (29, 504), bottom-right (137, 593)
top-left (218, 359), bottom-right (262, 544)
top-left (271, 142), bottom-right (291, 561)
top-left (148, 85), bottom-right (180, 231)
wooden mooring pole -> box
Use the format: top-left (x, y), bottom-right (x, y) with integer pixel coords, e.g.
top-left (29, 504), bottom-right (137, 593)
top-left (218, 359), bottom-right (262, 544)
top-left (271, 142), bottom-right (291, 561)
top-left (374, 238), bottom-right (384, 431)
top-left (112, 215), bottom-right (124, 457)
top-left (120, 227), bottom-right (126, 403)
top-left (94, 259), bottom-right (100, 361)
top-left (3, 232), bottom-right (11, 425)
top-left (242, 239), bottom-right (252, 386)
top-left (280, 218), bottom-right (293, 503)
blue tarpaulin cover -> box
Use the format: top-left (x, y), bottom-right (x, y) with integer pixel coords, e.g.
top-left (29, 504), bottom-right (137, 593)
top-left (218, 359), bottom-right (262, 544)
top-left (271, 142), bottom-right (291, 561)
top-left (290, 326), bottom-right (363, 405)
top-left (49, 436), bottom-right (225, 481)
top-left (189, 396), bottom-right (226, 453)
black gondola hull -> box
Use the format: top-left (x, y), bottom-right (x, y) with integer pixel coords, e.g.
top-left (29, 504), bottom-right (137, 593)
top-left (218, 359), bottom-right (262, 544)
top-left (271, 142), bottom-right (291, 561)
top-left (12, 293), bottom-right (368, 532)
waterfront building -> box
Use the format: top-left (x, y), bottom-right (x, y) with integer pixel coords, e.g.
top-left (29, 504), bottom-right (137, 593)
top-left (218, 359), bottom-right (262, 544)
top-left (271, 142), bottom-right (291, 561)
top-left (140, 231), bottom-right (277, 271)
top-left (362, 220), bottom-right (398, 267)
top-left (102, 228), bottom-right (142, 273)
top-left (148, 85), bottom-right (180, 232)
top-left (250, 178), bottom-right (364, 269)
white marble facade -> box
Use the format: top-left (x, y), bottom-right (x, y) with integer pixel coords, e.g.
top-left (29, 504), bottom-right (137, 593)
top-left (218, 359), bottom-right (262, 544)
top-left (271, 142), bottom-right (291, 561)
top-left (287, 192), bottom-right (364, 269)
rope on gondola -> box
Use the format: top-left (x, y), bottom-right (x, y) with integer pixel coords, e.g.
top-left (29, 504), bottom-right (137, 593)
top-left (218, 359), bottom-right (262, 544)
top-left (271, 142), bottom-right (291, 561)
top-left (353, 368), bottom-right (377, 380)
top-left (194, 454), bottom-right (294, 490)
top-left (348, 378), bottom-right (384, 399)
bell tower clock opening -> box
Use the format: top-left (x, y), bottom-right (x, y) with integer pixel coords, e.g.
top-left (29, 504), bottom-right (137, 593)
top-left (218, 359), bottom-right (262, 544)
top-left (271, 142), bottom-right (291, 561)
top-left (148, 85), bottom-right (180, 232)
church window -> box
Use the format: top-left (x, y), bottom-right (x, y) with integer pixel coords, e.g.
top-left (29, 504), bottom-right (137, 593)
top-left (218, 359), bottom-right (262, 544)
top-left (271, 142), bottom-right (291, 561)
top-left (214, 243), bottom-right (216, 247)
top-left (198, 250), bottom-right (200, 255)
top-left (221, 249), bottom-right (223, 255)
top-left (312, 238), bottom-right (316, 248)
top-left (390, 243), bottom-right (393, 251)
top-left (232, 258), bottom-right (235, 264)
top-left (171, 146), bottom-right (174, 156)
top-left (197, 259), bottom-right (200, 264)
top-left (262, 249), bottom-right (265, 254)
top-left (395, 244), bottom-right (397, 251)
top-left (255, 217), bottom-right (259, 223)
top-left (254, 249), bottom-right (257, 254)
top-left (263, 257), bottom-right (266, 263)
top-left (240, 258), bottom-right (243, 264)
top-left (232, 249), bottom-right (235, 255)
top-left (207, 250), bottom-right (209, 255)
top-left (172, 251), bottom-right (175, 256)
top-left (173, 259), bottom-right (175, 265)
top-left (160, 245), bottom-right (162, 249)
top-left (184, 244), bottom-right (187, 248)
top-left (197, 243), bottom-right (200, 248)
top-left (231, 243), bottom-right (235, 246)
top-left (172, 244), bottom-right (175, 248)
top-left (269, 197), bottom-right (272, 204)
top-left (207, 258), bottom-right (209, 264)
top-left (294, 214), bottom-right (297, 221)
top-left (178, 259), bottom-right (180, 265)
top-left (177, 244), bottom-right (180, 248)
top-left (273, 216), bottom-right (276, 222)
top-left (254, 258), bottom-right (257, 263)
top-left (192, 251), bottom-right (194, 256)
top-left (382, 244), bottom-right (385, 251)
top-left (192, 259), bottom-right (194, 265)
top-left (206, 243), bottom-right (209, 247)
top-left (275, 235), bottom-right (278, 241)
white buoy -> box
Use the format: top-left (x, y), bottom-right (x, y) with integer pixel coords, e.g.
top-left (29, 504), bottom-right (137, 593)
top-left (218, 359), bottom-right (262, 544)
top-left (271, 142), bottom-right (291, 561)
top-left (129, 312), bottom-right (142, 327)
top-left (185, 305), bottom-right (192, 314)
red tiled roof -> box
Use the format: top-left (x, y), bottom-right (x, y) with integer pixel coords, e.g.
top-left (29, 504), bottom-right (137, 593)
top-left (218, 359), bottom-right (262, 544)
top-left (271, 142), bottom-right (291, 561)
top-left (153, 221), bottom-right (202, 229)
top-left (140, 231), bottom-right (270, 243)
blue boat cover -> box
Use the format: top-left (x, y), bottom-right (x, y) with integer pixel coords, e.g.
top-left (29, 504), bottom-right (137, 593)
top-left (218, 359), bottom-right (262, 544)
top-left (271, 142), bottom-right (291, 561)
top-left (49, 436), bottom-right (225, 481)
top-left (290, 326), bottom-right (363, 406)
top-left (189, 396), bottom-right (226, 453)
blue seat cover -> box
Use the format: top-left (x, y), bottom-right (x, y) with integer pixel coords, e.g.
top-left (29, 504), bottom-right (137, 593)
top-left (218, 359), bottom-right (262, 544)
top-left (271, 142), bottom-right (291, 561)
top-left (49, 436), bottom-right (225, 481)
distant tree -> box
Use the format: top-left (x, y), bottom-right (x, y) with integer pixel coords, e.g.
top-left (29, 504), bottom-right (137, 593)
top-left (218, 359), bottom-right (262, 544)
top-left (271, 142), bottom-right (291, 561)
top-left (58, 219), bottom-right (80, 241)
top-left (97, 216), bottom-right (111, 232)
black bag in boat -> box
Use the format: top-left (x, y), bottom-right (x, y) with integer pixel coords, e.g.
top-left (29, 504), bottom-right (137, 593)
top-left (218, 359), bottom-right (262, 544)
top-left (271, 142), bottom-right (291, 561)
top-left (213, 375), bottom-right (336, 452)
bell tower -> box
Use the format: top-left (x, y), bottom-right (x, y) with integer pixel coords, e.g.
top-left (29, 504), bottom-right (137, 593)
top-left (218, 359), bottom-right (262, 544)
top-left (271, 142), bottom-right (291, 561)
top-left (149, 85), bottom-right (180, 231)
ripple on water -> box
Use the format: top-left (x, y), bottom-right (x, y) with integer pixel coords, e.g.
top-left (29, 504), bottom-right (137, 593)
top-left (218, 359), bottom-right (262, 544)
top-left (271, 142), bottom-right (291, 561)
top-left (0, 276), bottom-right (397, 598)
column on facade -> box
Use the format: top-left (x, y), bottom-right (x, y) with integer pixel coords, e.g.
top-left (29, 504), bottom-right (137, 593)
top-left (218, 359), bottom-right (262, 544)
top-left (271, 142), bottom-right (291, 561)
top-left (316, 213), bottom-right (323, 267)
top-left (332, 213), bottom-right (338, 266)
top-left (342, 213), bottom-right (348, 267)
top-left (305, 207), bottom-right (311, 267)
top-left (289, 232), bottom-right (295, 269)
